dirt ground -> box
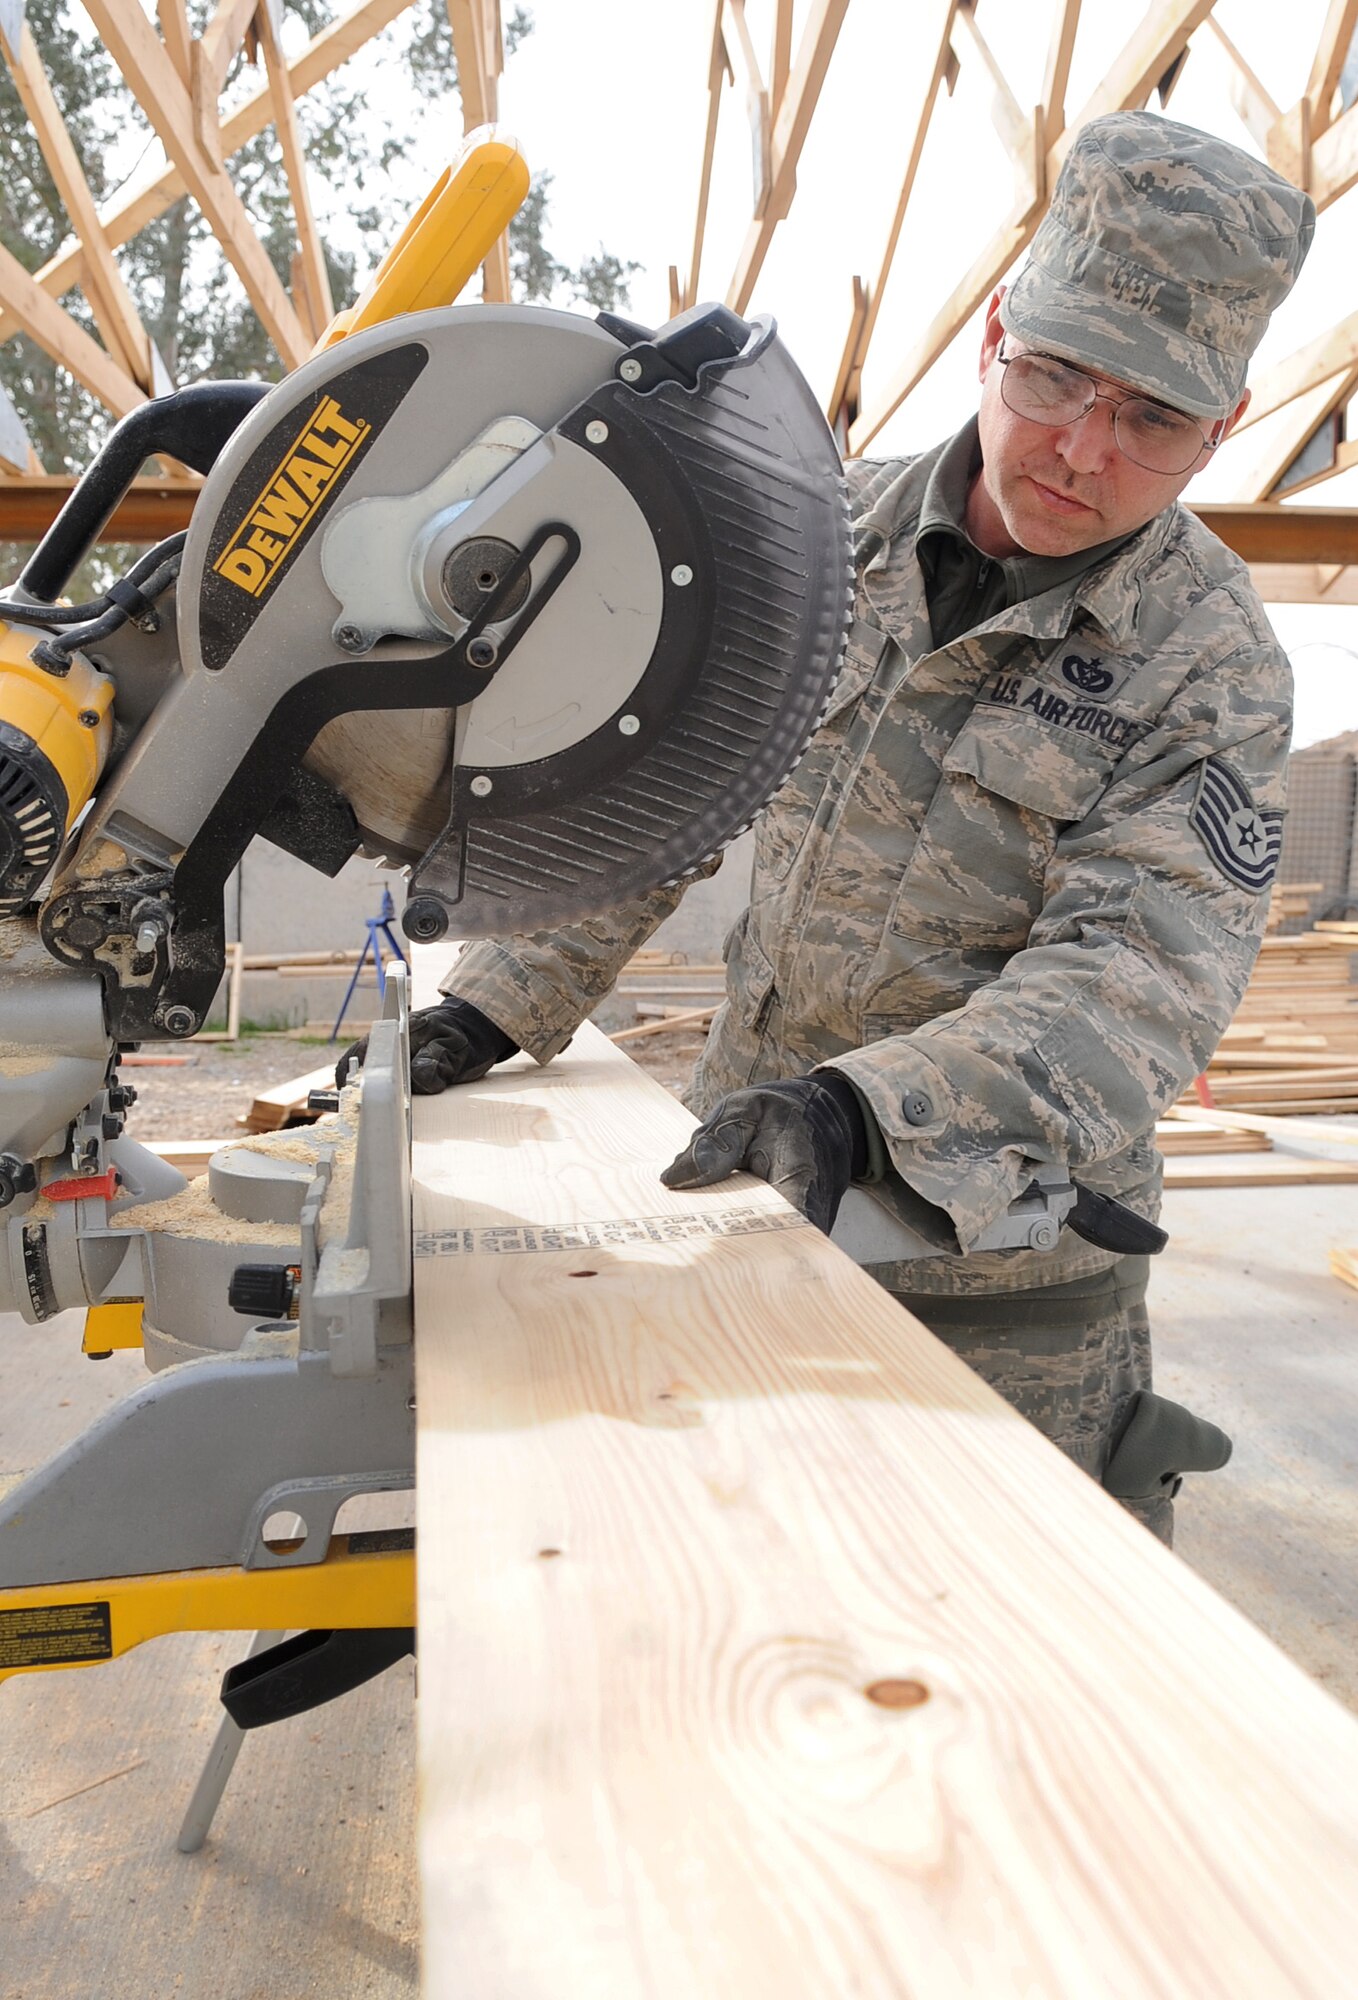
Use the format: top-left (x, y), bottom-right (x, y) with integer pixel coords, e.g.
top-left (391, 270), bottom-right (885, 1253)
top-left (120, 1025), bottom-right (709, 1141)
top-left (121, 1036), bottom-right (344, 1141)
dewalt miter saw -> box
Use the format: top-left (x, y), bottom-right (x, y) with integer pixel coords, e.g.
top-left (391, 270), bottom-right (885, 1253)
top-left (0, 138), bottom-right (1170, 1790)
top-left (0, 139), bottom-right (853, 1751)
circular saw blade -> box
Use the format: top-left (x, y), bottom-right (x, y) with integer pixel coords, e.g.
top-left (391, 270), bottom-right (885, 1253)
top-left (310, 306), bottom-right (852, 932)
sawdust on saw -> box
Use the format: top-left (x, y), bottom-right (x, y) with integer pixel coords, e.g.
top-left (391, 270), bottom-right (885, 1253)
top-left (114, 1092), bottom-right (361, 1247)
top-left (112, 1174), bottom-right (301, 1246)
top-left (229, 1131), bottom-right (334, 1165)
top-left (74, 839), bottom-right (128, 878)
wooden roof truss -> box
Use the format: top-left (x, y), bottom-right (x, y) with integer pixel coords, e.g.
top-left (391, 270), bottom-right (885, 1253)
top-left (0, 0), bottom-right (484, 522)
top-left (0, 1), bottom-right (1354, 590)
top-left (682, 0), bottom-right (1358, 593)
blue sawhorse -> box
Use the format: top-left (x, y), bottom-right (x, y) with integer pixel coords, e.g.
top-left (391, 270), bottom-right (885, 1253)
top-left (330, 887), bottom-right (407, 1042)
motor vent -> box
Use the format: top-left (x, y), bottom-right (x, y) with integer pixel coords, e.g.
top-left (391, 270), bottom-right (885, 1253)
top-left (0, 719), bottom-right (67, 913)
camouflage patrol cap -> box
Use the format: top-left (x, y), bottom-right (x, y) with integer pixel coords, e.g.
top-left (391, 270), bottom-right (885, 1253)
top-left (999, 111), bottom-right (1315, 420)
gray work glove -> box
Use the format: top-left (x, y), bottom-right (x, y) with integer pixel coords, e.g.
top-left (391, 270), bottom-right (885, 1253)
top-left (336, 996), bottom-right (518, 1094)
top-left (660, 1072), bottom-right (870, 1234)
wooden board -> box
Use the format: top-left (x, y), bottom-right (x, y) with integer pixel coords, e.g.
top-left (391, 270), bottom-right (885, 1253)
top-left (241, 1061), bottom-right (338, 1132)
top-left (144, 1137), bottom-right (220, 1175)
top-left (1328, 1245), bottom-right (1358, 1293)
top-left (1166, 1104), bottom-right (1358, 1147)
top-left (1163, 1154), bottom-right (1358, 1188)
top-left (412, 1017), bottom-right (1358, 1999)
top-left (1192, 1105), bottom-right (1358, 1122)
top-left (1154, 1119), bottom-right (1270, 1155)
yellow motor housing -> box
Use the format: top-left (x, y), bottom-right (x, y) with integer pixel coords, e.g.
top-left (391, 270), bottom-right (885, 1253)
top-left (0, 622), bottom-right (113, 911)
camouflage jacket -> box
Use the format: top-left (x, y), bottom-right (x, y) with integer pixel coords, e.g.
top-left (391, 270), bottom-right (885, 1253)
top-left (444, 439), bottom-right (1291, 1292)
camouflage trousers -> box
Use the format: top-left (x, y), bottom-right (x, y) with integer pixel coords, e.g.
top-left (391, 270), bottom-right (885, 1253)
top-left (890, 1256), bottom-right (1173, 1546)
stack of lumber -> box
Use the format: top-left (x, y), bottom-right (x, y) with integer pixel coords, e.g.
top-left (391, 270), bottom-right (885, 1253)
top-left (1264, 880), bottom-right (1323, 931)
top-left (1154, 1113), bottom-right (1358, 1188)
top-left (1183, 929), bottom-right (1358, 1115)
top-left (1164, 1150), bottom-right (1358, 1189)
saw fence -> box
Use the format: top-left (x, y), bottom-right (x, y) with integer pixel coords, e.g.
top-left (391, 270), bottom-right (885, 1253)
top-left (407, 948), bottom-right (1358, 1997)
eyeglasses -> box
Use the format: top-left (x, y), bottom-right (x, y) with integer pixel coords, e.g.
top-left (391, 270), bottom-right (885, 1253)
top-left (995, 342), bottom-right (1220, 476)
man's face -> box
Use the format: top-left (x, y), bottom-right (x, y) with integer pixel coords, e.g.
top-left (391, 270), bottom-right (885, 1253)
top-left (965, 290), bottom-right (1249, 560)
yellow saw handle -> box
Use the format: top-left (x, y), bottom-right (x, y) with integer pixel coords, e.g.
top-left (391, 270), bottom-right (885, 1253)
top-left (315, 129), bottom-right (530, 350)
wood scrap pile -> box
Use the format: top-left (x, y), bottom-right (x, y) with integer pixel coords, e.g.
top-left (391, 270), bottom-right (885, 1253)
top-left (1164, 1151), bottom-right (1358, 1189)
top-left (146, 1138), bottom-right (219, 1176)
top-left (1157, 1115), bottom-right (1291, 1189)
top-left (609, 949), bottom-right (724, 1040)
top-left (1181, 928), bottom-right (1358, 1116)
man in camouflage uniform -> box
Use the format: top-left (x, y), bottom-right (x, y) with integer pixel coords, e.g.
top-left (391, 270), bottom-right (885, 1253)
top-left (348, 114), bottom-right (1314, 1545)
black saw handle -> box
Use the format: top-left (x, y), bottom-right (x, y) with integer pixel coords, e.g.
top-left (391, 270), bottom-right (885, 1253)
top-left (20, 380), bottom-right (268, 603)
top-left (1066, 1186), bottom-right (1168, 1257)
top-left (221, 1627), bottom-right (415, 1730)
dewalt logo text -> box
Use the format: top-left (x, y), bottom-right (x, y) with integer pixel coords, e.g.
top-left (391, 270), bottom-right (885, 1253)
top-left (213, 396), bottom-right (370, 597)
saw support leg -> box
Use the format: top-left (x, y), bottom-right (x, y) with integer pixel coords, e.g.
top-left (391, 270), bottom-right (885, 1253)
top-left (177, 1627), bottom-right (286, 1854)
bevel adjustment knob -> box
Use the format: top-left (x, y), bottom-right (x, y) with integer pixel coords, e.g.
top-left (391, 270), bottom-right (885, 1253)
top-left (227, 1262), bottom-right (301, 1320)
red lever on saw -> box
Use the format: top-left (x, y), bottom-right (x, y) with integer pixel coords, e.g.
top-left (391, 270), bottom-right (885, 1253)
top-left (43, 1170), bottom-right (121, 1203)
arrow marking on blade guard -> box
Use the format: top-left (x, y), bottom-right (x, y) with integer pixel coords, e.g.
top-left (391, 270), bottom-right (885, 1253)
top-left (484, 705), bottom-right (583, 753)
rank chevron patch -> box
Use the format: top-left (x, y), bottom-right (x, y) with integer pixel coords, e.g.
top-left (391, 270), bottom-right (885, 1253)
top-left (1190, 759), bottom-right (1284, 892)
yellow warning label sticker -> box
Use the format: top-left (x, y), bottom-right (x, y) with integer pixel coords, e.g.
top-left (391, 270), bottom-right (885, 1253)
top-left (0, 1600), bottom-right (112, 1669)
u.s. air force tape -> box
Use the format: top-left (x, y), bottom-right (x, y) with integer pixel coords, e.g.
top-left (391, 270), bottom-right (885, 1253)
top-left (1189, 758), bottom-right (1284, 892)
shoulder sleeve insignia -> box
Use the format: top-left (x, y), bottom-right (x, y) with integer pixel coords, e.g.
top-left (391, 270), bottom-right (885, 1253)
top-left (1190, 758), bottom-right (1284, 893)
